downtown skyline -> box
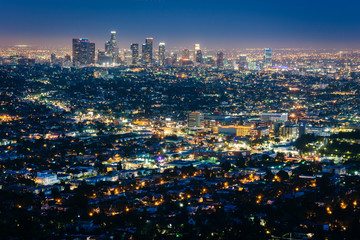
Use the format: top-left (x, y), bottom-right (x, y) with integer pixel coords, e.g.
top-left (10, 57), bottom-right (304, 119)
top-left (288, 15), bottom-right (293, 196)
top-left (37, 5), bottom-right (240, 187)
top-left (2, 1), bottom-right (360, 238)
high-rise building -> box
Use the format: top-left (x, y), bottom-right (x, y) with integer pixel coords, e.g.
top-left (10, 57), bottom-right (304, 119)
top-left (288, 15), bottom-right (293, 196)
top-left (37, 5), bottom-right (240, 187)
top-left (182, 49), bottom-right (190, 60)
top-left (195, 50), bottom-right (203, 63)
top-left (123, 49), bottom-right (133, 65)
top-left (239, 55), bottom-right (247, 70)
top-left (204, 56), bottom-right (215, 66)
top-left (194, 44), bottom-right (200, 61)
top-left (72, 38), bottom-right (95, 65)
top-left (194, 44), bottom-right (201, 51)
top-left (142, 38), bottom-right (153, 64)
top-left (141, 44), bottom-right (146, 63)
top-left (130, 43), bottom-right (139, 65)
top-left (216, 52), bottom-right (224, 68)
top-left (89, 42), bottom-right (95, 64)
top-left (299, 124), bottom-right (306, 137)
top-left (193, 44), bottom-right (202, 63)
top-left (50, 53), bottom-right (56, 63)
top-left (171, 53), bottom-right (177, 65)
top-left (188, 111), bottom-right (204, 128)
top-left (105, 31), bottom-right (117, 54)
top-left (105, 41), bottom-right (111, 54)
top-left (159, 42), bottom-right (166, 66)
top-left (264, 48), bottom-right (272, 69)
top-left (104, 31), bottom-right (119, 63)
top-left (110, 31), bottom-right (116, 47)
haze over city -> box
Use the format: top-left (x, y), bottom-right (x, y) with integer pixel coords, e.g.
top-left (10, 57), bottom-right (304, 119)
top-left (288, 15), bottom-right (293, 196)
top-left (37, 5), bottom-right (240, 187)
top-left (2, 0), bottom-right (360, 49)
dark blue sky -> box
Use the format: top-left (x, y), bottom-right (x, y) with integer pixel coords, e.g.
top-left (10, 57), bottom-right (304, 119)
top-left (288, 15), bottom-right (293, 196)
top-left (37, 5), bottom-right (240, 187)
top-left (1, 0), bottom-right (360, 49)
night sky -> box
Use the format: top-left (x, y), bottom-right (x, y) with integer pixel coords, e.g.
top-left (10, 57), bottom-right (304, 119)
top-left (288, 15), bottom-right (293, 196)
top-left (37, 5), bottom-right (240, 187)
top-left (1, 0), bottom-right (360, 49)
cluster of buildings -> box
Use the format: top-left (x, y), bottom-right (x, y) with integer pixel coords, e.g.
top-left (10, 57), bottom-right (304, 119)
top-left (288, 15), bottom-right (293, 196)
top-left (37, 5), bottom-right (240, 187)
top-left (68, 31), bottom-right (273, 68)
top-left (0, 38), bottom-right (360, 238)
top-left (2, 40), bottom-right (360, 81)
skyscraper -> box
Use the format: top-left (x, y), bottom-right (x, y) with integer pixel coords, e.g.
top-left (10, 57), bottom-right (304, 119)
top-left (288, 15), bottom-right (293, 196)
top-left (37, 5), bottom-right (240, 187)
top-left (239, 55), bottom-right (247, 70)
top-left (194, 44), bottom-right (201, 52)
top-left (130, 43), bottom-right (139, 65)
top-left (182, 49), bottom-right (190, 60)
top-left (216, 52), bottom-right (224, 68)
top-left (50, 53), bottom-right (56, 64)
top-left (123, 49), bottom-right (133, 65)
top-left (72, 38), bottom-right (95, 65)
top-left (193, 44), bottom-right (202, 63)
top-left (171, 53), bottom-right (177, 65)
top-left (264, 48), bottom-right (272, 69)
top-left (142, 38), bottom-right (153, 64)
top-left (89, 42), bottom-right (95, 64)
top-left (105, 31), bottom-right (117, 54)
top-left (105, 31), bottom-right (119, 63)
top-left (195, 50), bottom-right (202, 64)
top-left (110, 31), bottom-right (116, 48)
top-left (105, 41), bottom-right (111, 54)
top-left (159, 42), bottom-right (166, 66)
top-left (194, 44), bottom-right (200, 61)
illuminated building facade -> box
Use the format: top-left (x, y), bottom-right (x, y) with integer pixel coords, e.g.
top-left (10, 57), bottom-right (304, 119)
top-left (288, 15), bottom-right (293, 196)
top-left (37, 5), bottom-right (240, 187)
top-left (188, 111), bottom-right (204, 128)
top-left (239, 55), bottom-right (247, 70)
top-left (159, 42), bottom-right (166, 66)
top-left (130, 43), bottom-right (139, 65)
top-left (261, 112), bottom-right (288, 122)
top-left (194, 44), bottom-right (202, 63)
top-left (194, 44), bottom-right (200, 61)
top-left (105, 31), bottom-right (119, 63)
top-left (72, 38), bottom-right (95, 65)
top-left (218, 125), bottom-right (252, 137)
top-left (264, 48), bottom-right (272, 69)
top-left (216, 51), bottom-right (224, 68)
top-left (195, 50), bottom-right (203, 63)
top-left (182, 49), bottom-right (190, 60)
top-left (142, 38), bottom-right (153, 64)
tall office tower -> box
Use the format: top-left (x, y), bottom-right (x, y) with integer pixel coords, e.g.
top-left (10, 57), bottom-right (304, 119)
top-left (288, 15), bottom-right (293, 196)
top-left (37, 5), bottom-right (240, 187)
top-left (216, 51), bottom-right (224, 68)
top-left (195, 50), bottom-right (203, 63)
top-left (72, 38), bottom-right (95, 65)
top-left (182, 49), bottom-right (190, 60)
top-left (141, 44), bottom-right (146, 62)
top-left (105, 41), bottom-right (111, 54)
top-left (142, 38), bottom-right (153, 64)
top-left (264, 48), bottom-right (272, 69)
top-left (171, 53), bottom-right (177, 65)
top-left (130, 43), bottom-right (139, 65)
top-left (104, 31), bottom-right (119, 63)
top-left (123, 49), bottom-right (133, 65)
top-left (188, 111), bottom-right (204, 128)
top-left (89, 42), bottom-right (95, 63)
top-left (239, 55), bottom-right (247, 70)
top-left (105, 31), bottom-right (117, 54)
top-left (110, 31), bottom-right (116, 48)
top-left (194, 44), bottom-right (200, 61)
top-left (50, 53), bottom-right (56, 63)
top-left (159, 42), bottom-right (166, 66)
